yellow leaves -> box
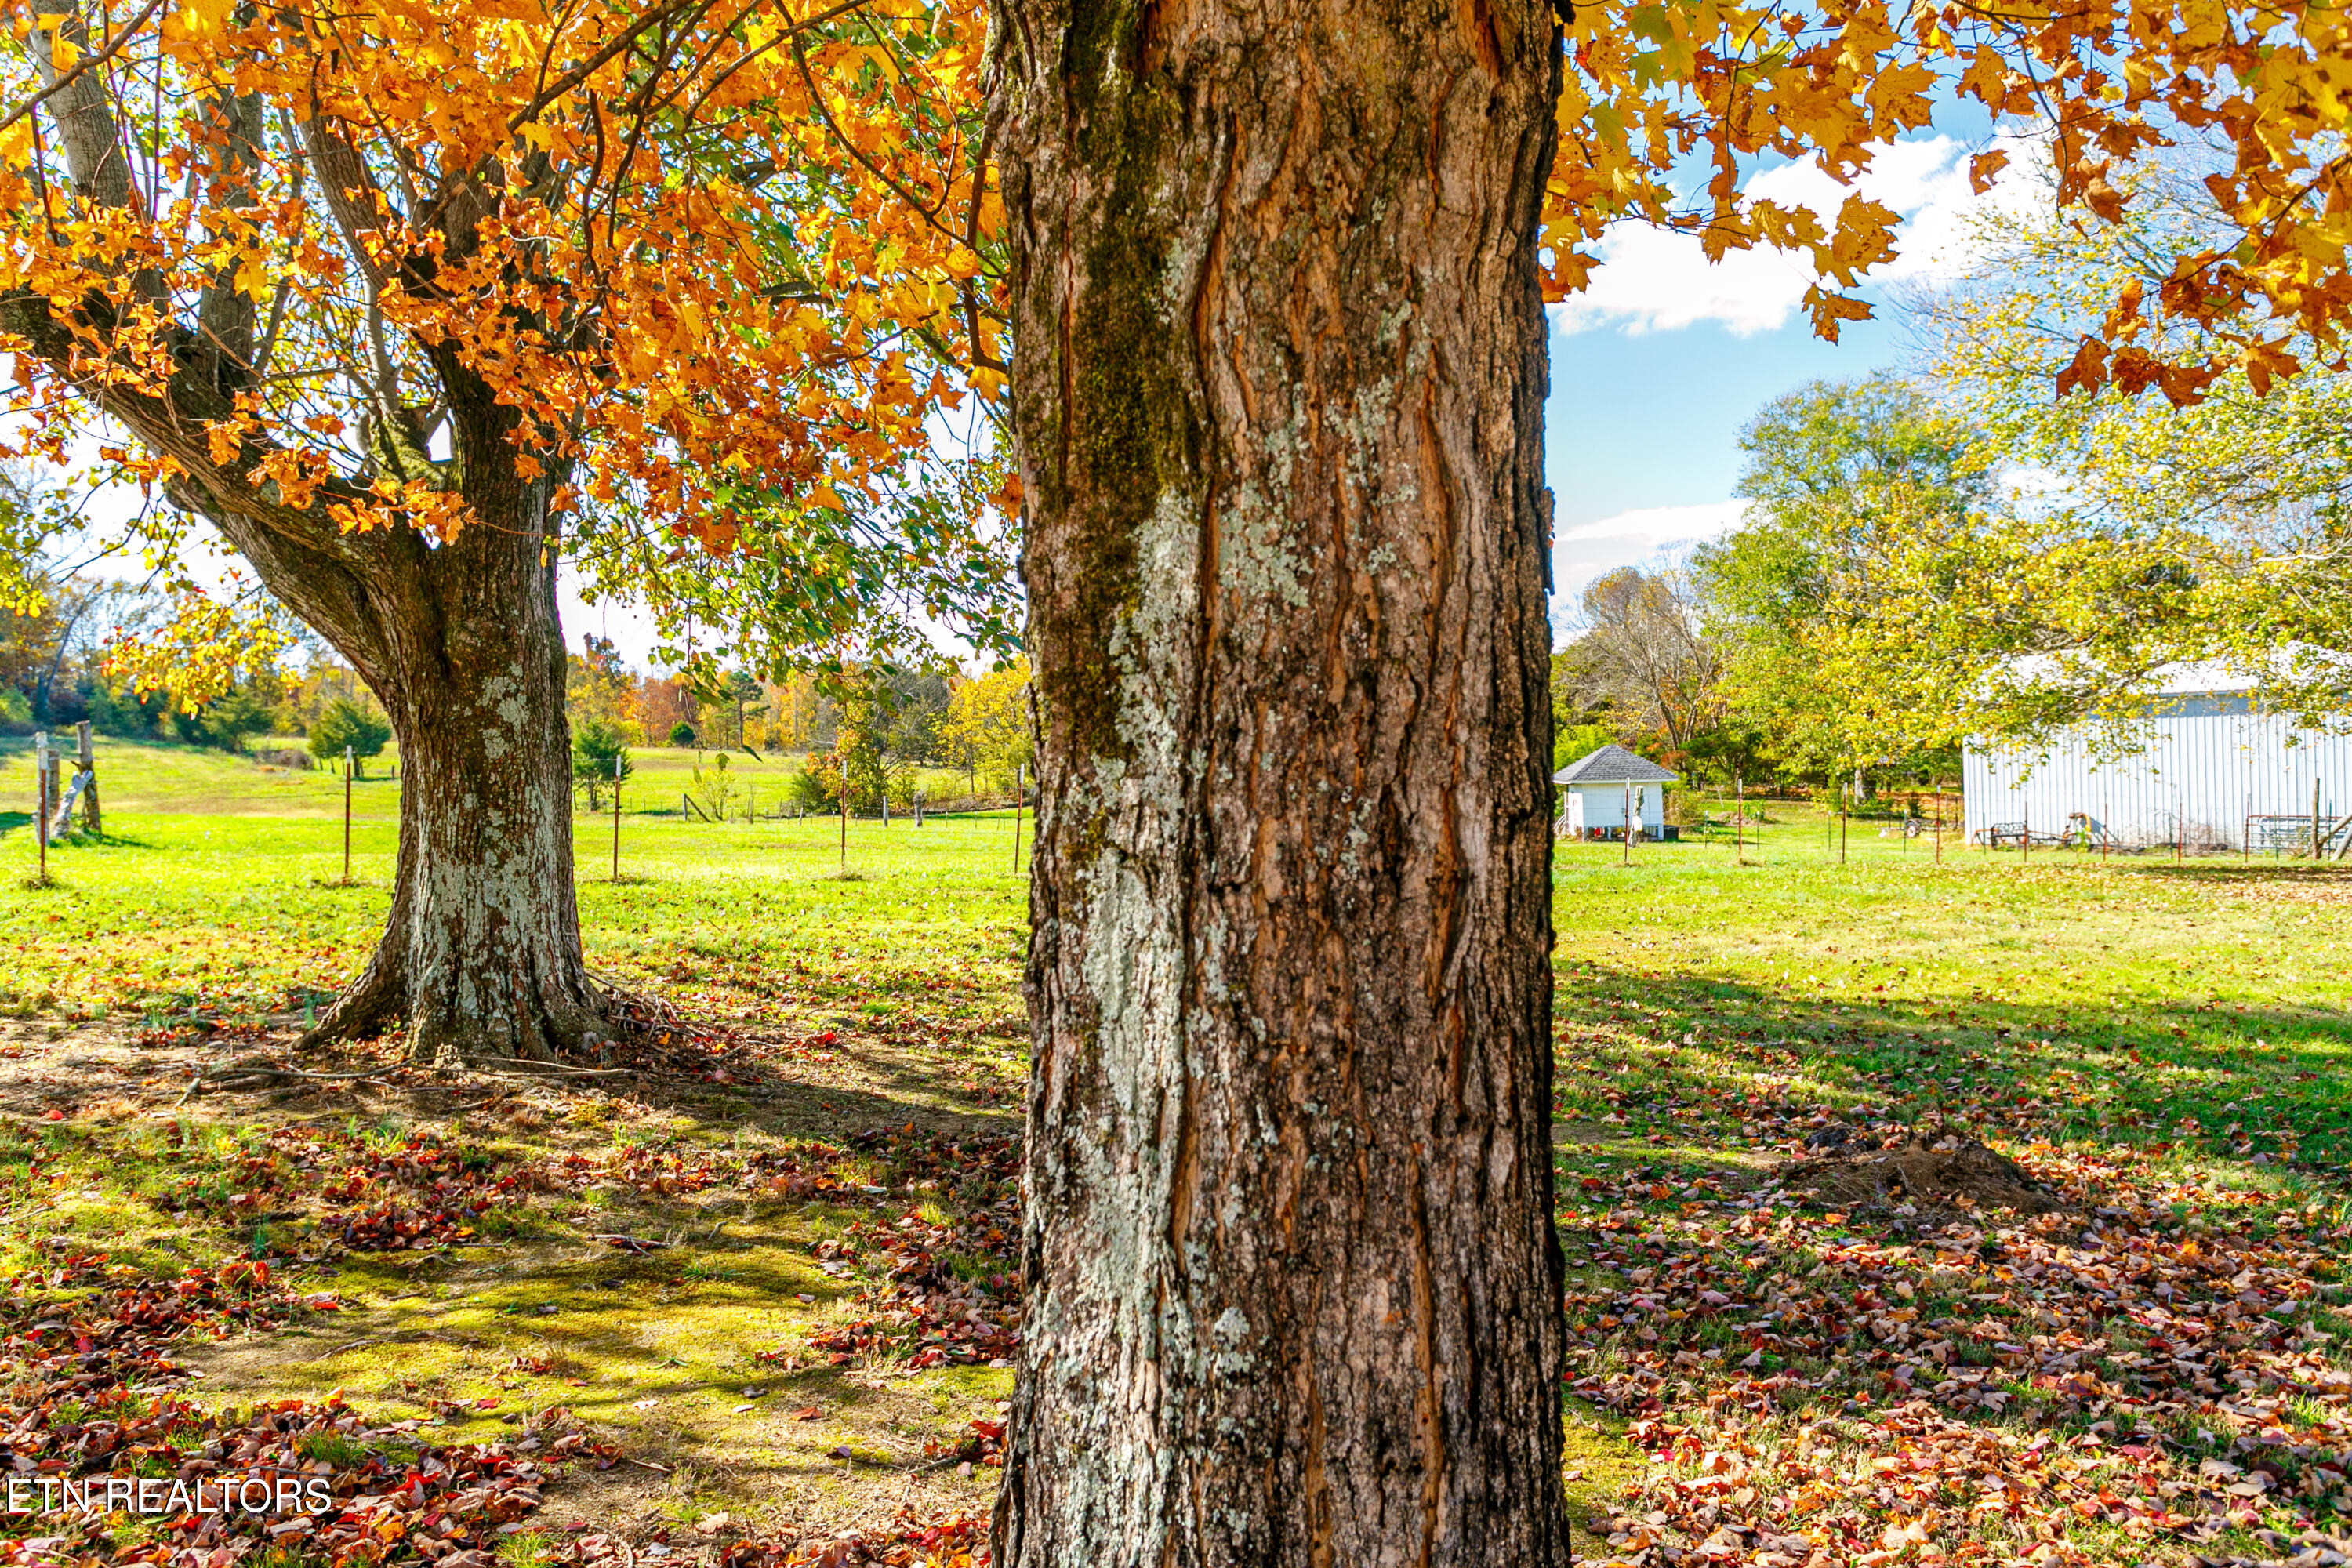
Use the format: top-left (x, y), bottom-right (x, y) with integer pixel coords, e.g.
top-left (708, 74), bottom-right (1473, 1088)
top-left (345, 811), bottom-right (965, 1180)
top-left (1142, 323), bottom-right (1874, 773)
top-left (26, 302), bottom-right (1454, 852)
top-left (1968, 149), bottom-right (2010, 197)
top-left (1802, 286), bottom-right (1873, 343)
top-left (167, 0), bottom-right (233, 38)
top-left (232, 252), bottom-right (273, 302)
top-left (203, 420), bottom-right (244, 466)
top-left (249, 447), bottom-right (332, 510)
top-left (2100, 278), bottom-right (2144, 340)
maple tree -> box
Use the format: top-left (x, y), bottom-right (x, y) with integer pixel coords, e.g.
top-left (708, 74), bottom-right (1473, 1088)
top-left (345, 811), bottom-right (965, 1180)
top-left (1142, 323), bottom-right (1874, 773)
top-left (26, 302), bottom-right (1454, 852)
top-left (0, 0), bottom-right (1000, 1062)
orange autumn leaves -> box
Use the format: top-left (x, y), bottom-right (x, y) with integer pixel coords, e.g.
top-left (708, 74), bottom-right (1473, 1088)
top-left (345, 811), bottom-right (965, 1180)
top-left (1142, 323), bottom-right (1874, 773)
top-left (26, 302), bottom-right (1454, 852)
top-left (0, 0), bottom-right (996, 550)
top-left (3, 0), bottom-right (2347, 566)
top-left (1549, 0), bottom-right (2352, 394)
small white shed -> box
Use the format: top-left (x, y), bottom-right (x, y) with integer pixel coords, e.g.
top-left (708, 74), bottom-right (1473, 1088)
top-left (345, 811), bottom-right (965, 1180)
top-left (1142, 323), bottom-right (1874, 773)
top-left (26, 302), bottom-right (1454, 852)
top-left (1554, 744), bottom-right (1680, 840)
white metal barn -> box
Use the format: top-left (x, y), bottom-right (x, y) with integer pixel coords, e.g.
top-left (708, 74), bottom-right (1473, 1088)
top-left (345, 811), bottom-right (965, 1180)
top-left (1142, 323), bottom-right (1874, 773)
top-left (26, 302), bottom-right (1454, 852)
top-left (1963, 669), bottom-right (2352, 854)
top-left (1554, 744), bottom-right (1679, 841)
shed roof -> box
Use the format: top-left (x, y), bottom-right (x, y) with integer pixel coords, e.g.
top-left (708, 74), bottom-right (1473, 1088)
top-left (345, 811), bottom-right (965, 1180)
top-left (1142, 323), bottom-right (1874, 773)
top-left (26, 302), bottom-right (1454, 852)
top-left (1552, 744), bottom-right (1680, 786)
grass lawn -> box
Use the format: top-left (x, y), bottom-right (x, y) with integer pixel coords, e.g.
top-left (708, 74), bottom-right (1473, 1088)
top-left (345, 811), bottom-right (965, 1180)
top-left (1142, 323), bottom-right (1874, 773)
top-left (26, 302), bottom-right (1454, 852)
top-left (0, 739), bottom-right (2347, 1566)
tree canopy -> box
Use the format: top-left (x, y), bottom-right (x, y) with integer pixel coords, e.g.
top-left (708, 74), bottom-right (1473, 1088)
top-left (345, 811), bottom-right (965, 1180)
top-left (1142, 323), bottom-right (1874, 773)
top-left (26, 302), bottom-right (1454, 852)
top-left (0, 0), bottom-right (1014, 674)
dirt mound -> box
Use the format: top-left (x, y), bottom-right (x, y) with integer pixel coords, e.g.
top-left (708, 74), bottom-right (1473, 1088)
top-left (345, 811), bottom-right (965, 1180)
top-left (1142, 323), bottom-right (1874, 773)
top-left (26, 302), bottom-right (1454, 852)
top-left (1778, 1133), bottom-right (2060, 1214)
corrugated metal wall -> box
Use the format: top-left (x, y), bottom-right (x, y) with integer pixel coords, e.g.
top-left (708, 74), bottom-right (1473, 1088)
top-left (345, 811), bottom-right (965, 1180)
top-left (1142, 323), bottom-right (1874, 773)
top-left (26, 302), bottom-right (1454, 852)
top-left (1963, 709), bottom-right (2352, 850)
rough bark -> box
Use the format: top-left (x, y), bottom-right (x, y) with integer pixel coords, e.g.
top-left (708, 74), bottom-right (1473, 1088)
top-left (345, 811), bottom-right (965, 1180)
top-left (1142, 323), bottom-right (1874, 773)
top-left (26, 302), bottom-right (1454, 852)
top-left (988, 0), bottom-right (1568, 1561)
top-left (273, 513), bottom-right (606, 1067)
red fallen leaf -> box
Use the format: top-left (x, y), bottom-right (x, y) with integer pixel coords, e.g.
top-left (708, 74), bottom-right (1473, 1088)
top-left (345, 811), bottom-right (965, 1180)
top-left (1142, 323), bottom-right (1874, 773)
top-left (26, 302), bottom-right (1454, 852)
top-left (39, 1109), bottom-right (63, 1122)
top-left (792, 1406), bottom-right (824, 1420)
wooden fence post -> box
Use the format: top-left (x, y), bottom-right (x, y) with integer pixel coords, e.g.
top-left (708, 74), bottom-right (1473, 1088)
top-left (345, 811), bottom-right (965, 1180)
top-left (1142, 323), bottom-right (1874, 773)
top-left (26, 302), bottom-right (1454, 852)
top-left (1734, 773), bottom-right (1744, 866)
top-left (75, 721), bottom-right (97, 835)
top-left (32, 731), bottom-right (49, 884)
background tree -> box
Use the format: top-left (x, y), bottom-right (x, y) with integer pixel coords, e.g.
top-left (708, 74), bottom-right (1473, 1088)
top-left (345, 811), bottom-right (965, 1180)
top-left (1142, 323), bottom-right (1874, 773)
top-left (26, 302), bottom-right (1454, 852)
top-left (691, 750), bottom-right (740, 818)
top-left (309, 698), bottom-right (394, 777)
top-left (571, 719), bottom-right (632, 812)
top-left (0, 0), bottom-right (1005, 1065)
top-left (1694, 380), bottom-right (1993, 779)
top-left (938, 659), bottom-right (1029, 795)
top-left (171, 678), bottom-right (281, 754)
top-left (566, 637), bottom-right (641, 745)
top-left (1557, 568), bottom-right (1724, 764)
top-left (832, 669), bottom-right (897, 813)
top-left (1910, 162), bottom-right (2352, 730)
top-left (722, 671), bottom-right (767, 753)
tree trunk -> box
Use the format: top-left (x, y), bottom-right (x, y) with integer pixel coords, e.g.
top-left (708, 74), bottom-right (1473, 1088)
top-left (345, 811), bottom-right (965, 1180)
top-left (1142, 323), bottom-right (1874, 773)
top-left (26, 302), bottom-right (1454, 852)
top-left (192, 471), bottom-right (610, 1069)
top-left (380, 544), bottom-right (604, 1067)
top-left (989, 0), bottom-right (1567, 1559)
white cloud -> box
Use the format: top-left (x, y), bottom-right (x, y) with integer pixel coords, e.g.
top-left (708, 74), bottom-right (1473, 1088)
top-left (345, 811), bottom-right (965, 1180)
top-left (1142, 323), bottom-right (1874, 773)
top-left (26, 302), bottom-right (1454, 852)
top-left (1551, 499), bottom-right (1747, 616)
top-left (1552, 134), bottom-right (2035, 339)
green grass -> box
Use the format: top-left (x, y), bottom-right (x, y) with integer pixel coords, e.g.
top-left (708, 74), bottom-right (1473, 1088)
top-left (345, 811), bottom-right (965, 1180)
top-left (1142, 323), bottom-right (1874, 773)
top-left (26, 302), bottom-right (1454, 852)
top-left (1553, 808), bottom-right (2352, 1167)
top-left (4, 742), bottom-right (2350, 1559)
top-left (0, 736), bottom-right (1030, 1020)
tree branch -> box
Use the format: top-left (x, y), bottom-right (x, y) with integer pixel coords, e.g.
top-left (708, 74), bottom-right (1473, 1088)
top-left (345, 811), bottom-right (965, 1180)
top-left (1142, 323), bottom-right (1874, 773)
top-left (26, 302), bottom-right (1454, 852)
top-left (0, 0), bottom-right (165, 140)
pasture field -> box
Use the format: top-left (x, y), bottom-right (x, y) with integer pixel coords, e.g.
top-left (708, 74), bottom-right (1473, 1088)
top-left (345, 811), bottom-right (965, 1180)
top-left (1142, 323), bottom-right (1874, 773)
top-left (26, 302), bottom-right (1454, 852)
top-left (0, 736), bottom-right (2347, 1566)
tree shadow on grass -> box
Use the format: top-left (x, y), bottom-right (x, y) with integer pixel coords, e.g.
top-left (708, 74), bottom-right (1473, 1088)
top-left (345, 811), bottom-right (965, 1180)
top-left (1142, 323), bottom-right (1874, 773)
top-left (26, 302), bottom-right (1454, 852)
top-left (1555, 959), bottom-right (2352, 1172)
top-left (2118, 862), bottom-right (2352, 885)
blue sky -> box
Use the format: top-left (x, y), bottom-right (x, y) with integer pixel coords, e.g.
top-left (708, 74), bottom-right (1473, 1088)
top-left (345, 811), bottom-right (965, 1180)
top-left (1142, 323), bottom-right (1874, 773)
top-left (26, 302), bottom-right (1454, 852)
top-left (1539, 129), bottom-right (2006, 638)
top-left (1544, 314), bottom-right (1904, 617)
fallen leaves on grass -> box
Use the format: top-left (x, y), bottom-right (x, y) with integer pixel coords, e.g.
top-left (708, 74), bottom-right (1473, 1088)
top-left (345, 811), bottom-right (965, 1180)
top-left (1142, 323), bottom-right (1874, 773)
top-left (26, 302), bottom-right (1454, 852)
top-left (793, 1133), bottom-right (1020, 1371)
top-left (1566, 1123), bottom-right (2352, 1568)
top-left (0, 1240), bottom-right (620, 1568)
